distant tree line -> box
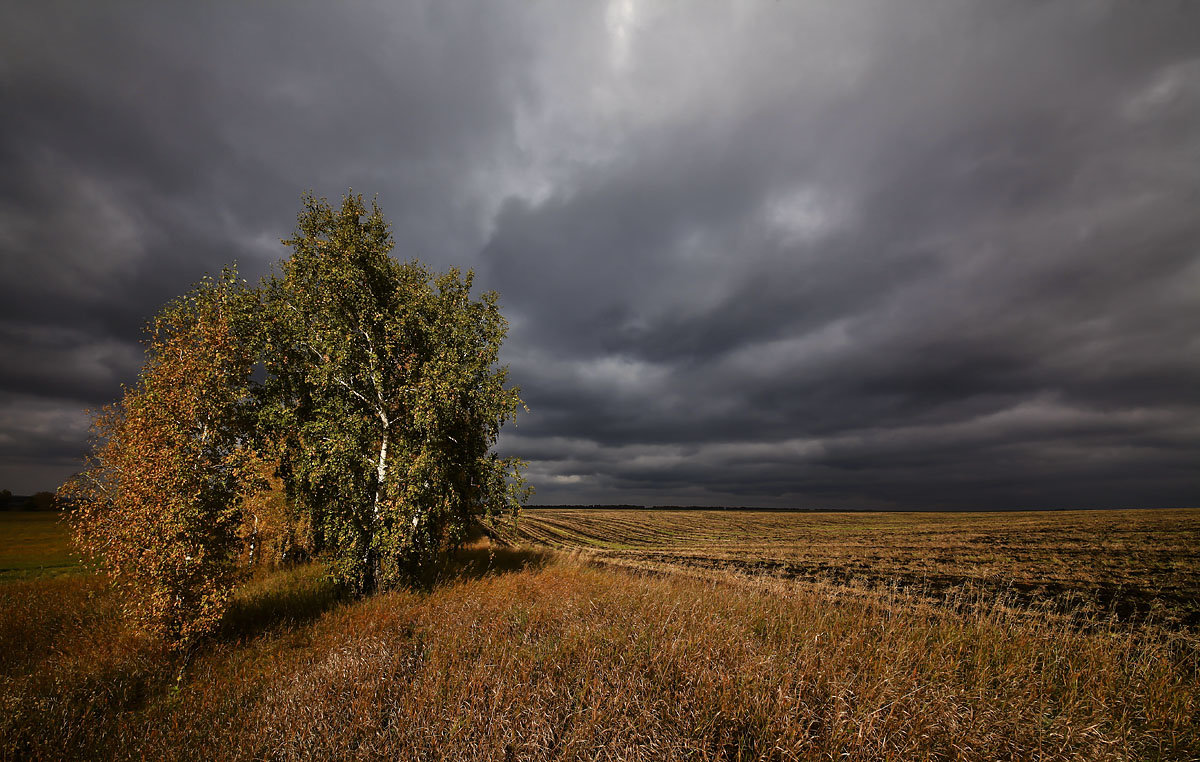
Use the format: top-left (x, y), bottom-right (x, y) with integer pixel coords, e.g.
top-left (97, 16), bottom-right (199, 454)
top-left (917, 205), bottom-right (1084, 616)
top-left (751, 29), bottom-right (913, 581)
top-left (529, 504), bottom-right (836, 512)
top-left (0, 490), bottom-right (60, 511)
top-left (60, 193), bottom-right (530, 648)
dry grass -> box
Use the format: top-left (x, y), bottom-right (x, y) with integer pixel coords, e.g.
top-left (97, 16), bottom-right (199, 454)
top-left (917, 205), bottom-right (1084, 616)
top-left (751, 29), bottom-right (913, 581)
top-left (3, 510), bottom-right (1198, 760)
top-left (505, 508), bottom-right (1200, 628)
top-left (0, 542), bottom-right (1196, 761)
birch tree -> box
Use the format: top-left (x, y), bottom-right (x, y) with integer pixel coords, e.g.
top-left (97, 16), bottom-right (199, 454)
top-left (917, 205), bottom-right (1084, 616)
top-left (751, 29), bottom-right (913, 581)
top-left (62, 269), bottom-right (256, 647)
top-left (261, 193), bottom-right (528, 592)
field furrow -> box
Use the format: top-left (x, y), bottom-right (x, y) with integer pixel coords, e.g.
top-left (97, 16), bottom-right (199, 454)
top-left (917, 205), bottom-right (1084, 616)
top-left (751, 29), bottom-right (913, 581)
top-left (506, 508), bottom-right (1200, 627)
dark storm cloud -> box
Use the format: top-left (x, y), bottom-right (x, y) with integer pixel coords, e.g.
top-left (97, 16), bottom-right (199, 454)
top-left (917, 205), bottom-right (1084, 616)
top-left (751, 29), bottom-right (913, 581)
top-left (0, 0), bottom-right (543, 490)
top-left (1, 1), bottom-right (1197, 506)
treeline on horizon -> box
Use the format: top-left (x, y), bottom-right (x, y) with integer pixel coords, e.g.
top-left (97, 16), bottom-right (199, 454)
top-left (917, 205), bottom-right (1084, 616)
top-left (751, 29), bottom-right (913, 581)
top-left (526, 503), bottom-right (1149, 512)
top-left (528, 504), bottom-right (835, 512)
top-left (0, 490), bottom-right (59, 511)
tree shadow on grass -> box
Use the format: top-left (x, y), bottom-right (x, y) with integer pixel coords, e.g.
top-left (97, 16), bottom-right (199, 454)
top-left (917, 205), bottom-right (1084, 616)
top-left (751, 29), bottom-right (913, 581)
top-left (219, 564), bottom-right (347, 642)
top-left (217, 541), bottom-right (556, 641)
top-left (434, 540), bottom-right (557, 585)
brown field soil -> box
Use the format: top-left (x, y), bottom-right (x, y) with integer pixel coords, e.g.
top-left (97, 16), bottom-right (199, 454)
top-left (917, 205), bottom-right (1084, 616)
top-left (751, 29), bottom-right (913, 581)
top-left (502, 508), bottom-right (1200, 628)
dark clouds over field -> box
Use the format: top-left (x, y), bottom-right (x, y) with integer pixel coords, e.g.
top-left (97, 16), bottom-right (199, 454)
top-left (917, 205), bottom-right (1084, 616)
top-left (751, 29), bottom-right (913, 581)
top-left (1, 1), bottom-right (1197, 507)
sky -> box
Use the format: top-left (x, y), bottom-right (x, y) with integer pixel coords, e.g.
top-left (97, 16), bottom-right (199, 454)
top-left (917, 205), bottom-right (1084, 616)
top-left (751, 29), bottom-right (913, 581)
top-left (1, 1), bottom-right (1197, 508)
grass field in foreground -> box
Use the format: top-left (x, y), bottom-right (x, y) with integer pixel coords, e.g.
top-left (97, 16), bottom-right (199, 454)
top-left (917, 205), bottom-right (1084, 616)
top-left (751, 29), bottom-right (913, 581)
top-left (504, 508), bottom-right (1200, 627)
top-left (3, 510), bottom-right (1198, 759)
top-left (2, 546), bottom-right (1198, 761)
top-left (0, 512), bottom-right (79, 582)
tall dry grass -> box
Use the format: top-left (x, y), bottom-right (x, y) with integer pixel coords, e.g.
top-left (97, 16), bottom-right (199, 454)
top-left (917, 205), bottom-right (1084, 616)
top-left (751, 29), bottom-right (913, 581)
top-left (2, 545), bottom-right (1196, 761)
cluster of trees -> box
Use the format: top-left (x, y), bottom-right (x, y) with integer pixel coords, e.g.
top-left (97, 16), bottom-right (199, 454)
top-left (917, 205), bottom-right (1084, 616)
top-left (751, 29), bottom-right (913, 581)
top-left (61, 193), bottom-right (530, 647)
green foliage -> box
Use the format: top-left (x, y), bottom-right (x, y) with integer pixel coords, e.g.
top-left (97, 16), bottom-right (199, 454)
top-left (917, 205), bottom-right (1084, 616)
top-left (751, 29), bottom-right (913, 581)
top-left (261, 193), bottom-right (529, 593)
top-left (61, 192), bottom-right (529, 646)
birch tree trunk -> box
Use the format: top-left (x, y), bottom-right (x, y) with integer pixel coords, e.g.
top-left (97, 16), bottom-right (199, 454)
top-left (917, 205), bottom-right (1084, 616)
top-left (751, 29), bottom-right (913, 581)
top-left (365, 427), bottom-right (389, 592)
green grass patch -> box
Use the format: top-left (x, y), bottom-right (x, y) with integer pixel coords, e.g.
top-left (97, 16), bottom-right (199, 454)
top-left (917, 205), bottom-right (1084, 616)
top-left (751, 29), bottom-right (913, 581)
top-left (0, 511), bottom-right (81, 581)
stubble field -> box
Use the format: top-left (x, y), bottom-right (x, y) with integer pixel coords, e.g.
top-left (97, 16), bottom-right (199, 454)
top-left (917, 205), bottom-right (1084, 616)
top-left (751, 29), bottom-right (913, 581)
top-left (2, 508), bottom-right (1198, 761)
top-left (503, 508), bottom-right (1200, 628)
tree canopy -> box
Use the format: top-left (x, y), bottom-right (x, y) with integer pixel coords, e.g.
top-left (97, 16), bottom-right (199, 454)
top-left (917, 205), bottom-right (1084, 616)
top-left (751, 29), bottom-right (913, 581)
top-left (63, 269), bottom-right (256, 644)
top-left (262, 193), bottom-right (528, 593)
top-left (63, 193), bottom-right (529, 646)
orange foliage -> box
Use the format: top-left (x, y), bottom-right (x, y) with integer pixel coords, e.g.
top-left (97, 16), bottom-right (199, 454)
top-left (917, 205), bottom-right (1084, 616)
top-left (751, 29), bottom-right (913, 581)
top-left (61, 271), bottom-right (255, 647)
top-left (238, 454), bottom-right (312, 570)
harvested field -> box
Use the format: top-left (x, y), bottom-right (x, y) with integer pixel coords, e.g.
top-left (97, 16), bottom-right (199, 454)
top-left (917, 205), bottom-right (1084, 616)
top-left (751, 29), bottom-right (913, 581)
top-left (4, 511), bottom-right (1199, 760)
top-left (504, 508), bottom-right (1200, 627)
top-left (4, 548), bottom-right (1199, 761)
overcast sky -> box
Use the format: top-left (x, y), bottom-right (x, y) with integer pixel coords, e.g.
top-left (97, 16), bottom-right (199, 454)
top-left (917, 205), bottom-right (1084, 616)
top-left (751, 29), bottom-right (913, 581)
top-left (1, 1), bottom-right (1197, 508)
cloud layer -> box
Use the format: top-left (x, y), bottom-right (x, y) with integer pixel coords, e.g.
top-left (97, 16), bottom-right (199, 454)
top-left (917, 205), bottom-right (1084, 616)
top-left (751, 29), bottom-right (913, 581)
top-left (1, 0), bottom-right (1197, 507)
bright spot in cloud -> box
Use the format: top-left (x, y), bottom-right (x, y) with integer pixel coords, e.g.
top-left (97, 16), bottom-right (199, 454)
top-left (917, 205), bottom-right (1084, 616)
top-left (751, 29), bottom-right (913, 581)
top-left (763, 185), bottom-right (847, 245)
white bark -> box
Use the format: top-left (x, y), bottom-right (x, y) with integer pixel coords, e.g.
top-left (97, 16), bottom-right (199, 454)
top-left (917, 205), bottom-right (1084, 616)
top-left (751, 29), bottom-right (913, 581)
top-left (247, 512), bottom-right (259, 566)
top-left (372, 428), bottom-right (389, 526)
top-left (365, 426), bottom-right (389, 584)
